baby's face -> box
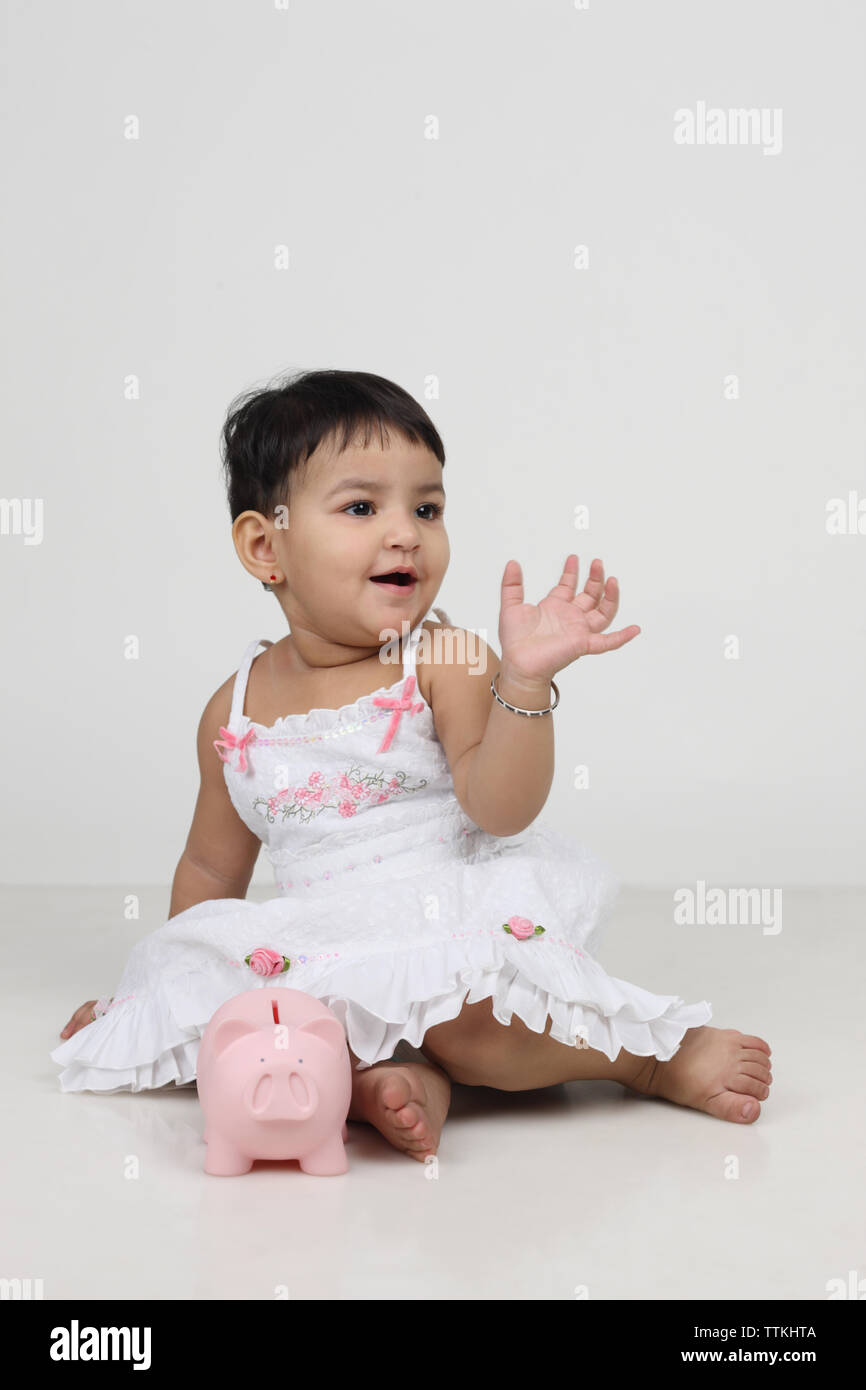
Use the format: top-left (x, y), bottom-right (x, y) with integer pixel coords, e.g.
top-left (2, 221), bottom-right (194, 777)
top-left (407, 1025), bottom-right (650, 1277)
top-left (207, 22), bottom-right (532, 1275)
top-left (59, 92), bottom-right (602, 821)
top-left (271, 433), bottom-right (450, 645)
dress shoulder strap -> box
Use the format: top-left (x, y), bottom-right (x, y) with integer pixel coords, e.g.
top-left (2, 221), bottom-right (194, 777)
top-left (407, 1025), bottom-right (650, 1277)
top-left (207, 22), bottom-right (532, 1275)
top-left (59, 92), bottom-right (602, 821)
top-left (228, 638), bottom-right (274, 730)
top-left (402, 606), bottom-right (451, 681)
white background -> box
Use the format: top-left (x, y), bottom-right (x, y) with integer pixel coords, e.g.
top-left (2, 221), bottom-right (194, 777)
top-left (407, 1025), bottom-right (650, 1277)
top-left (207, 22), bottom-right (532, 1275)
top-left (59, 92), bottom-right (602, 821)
top-left (2, 0), bottom-right (863, 887)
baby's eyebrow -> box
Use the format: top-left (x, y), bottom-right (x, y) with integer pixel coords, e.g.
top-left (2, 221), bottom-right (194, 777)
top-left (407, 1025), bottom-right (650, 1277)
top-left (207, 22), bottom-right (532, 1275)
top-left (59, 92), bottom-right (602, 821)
top-left (324, 477), bottom-right (446, 499)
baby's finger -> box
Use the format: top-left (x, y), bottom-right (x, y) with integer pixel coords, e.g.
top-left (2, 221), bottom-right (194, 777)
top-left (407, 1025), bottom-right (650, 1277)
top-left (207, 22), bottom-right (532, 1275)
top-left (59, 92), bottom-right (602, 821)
top-left (587, 624), bottom-right (641, 654)
top-left (585, 576), bottom-right (621, 631)
top-left (573, 558), bottom-right (605, 611)
top-left (548, 553), bottom-right (579, 601)
top-left (500, 558), bottom-right (525, 610)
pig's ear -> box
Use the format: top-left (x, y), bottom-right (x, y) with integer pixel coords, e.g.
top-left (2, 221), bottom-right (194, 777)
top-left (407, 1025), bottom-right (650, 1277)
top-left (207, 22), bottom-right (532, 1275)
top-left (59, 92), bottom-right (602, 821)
top-left (295, 1016), bottom-right (347, 1055)
top-left (212, 1018), bottom-right (258, 1058)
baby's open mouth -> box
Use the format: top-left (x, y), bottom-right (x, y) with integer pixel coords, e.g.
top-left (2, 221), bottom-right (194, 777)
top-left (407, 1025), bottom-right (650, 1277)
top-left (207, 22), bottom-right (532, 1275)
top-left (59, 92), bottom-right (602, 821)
top-left (370, 572), bottom-right (416, 586)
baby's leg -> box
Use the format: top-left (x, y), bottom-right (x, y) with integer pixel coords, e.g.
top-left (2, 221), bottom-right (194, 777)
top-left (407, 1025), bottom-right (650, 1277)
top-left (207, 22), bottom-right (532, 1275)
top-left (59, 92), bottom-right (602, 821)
top-left (419, 997), bottom-right (774, 1126)
top-left (344, 1042), bottom-right (452, 1162)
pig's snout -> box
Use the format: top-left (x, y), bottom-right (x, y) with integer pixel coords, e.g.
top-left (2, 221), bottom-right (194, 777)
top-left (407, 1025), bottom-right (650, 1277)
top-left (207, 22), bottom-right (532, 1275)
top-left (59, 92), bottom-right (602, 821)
top-left (246, 1062), bottom-right (318, 1122)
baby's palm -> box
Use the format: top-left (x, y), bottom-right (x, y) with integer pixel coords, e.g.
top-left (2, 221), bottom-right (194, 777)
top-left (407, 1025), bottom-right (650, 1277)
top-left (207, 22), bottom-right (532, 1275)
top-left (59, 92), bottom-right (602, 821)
top-left (499, 554), bottom-right (640, 681)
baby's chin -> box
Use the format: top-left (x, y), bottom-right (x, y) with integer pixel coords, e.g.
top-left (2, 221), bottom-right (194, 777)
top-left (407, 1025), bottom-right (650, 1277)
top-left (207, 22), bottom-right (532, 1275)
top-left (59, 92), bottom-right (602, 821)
top-left (363, 585), bottom-right (426, 616)
top-left (319, 598), bottom-right (424, 647)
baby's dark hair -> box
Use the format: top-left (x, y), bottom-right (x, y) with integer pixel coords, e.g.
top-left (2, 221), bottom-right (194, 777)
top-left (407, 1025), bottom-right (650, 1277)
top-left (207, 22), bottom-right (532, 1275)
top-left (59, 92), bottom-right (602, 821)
top-left (220, 370), bottom-right (446, 590)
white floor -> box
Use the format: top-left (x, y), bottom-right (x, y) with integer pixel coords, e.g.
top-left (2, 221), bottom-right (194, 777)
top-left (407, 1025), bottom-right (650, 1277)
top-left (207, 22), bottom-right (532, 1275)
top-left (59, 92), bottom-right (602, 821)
top-left (5, 884), bottom-right (863, 1301)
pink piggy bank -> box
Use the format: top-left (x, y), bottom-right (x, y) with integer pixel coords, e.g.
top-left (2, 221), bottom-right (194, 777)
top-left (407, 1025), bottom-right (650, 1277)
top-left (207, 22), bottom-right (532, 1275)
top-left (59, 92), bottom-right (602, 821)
top-left (196, 988), bottom-right (352, 1176)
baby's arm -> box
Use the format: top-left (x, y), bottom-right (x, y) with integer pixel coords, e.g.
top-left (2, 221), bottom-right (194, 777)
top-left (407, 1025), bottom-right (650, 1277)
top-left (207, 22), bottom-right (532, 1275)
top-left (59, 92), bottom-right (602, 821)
top-left (429, 627), bottom-right (553, 838)
top-left (432, 557), bottom-right (639, 836)
top-left (60, 681), bottom-right (262, 1040)
top-left (168, 683), bottom-right (262, 917)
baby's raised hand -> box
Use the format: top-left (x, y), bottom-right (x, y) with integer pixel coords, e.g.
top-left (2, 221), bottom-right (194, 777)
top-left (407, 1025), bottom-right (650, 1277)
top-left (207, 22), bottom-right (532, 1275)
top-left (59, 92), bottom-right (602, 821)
top-left (59, 1001), bottom-right (100, 1040)
top-left (499, 554), bottom-right (640, 683)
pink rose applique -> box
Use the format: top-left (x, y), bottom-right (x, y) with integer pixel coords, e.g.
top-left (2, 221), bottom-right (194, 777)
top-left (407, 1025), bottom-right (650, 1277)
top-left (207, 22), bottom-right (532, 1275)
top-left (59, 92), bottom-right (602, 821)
top-left (502, 914), bottom-right (545, 940)
top-left (244, 947), bottom-right (290, 976)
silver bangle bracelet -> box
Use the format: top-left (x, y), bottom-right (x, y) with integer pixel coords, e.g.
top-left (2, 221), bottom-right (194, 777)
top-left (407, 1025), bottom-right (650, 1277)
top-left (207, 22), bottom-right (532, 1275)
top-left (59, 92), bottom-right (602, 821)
top-left (490, 671), bottom-right (560, 717)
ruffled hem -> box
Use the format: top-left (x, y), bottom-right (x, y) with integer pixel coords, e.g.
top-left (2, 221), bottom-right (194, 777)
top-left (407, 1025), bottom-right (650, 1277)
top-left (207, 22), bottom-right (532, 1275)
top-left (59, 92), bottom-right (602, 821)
top-left (48, 934), bottom-right (712, 1094)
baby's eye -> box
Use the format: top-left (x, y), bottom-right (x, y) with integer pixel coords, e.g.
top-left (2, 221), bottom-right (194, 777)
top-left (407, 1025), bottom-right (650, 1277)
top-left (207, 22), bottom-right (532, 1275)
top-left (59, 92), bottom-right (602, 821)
top-left (343, 500), bottom-right (443, 519)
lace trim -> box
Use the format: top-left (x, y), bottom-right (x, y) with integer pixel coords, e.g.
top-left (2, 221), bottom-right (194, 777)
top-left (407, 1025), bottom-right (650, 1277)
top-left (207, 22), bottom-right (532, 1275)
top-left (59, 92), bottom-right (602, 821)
top-left (239, 675), bottom-right (417, 735)
top-left (246, 707), bottom-right (394, 746)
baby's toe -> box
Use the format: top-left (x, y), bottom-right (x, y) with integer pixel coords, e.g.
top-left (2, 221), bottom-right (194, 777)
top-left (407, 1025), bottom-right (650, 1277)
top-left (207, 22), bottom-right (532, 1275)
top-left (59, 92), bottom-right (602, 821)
top-left (705, 1092), bottom-right (762, 1124)
top-left (740, 1061), bottom-right (772, 1087)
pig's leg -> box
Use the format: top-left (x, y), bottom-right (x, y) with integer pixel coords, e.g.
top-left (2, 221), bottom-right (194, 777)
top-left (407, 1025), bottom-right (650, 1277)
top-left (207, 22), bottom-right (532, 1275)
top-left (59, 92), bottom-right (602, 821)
top-left (298, 1130), bottom-right (349, 1176)
top-left (204, 1132), bottom-right (255, 1176)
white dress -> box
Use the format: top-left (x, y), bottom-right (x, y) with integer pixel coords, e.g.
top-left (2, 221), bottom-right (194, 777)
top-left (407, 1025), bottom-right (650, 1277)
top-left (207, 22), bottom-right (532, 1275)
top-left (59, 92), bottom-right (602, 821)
top-left (50, 606), bottom-right (712, 1093)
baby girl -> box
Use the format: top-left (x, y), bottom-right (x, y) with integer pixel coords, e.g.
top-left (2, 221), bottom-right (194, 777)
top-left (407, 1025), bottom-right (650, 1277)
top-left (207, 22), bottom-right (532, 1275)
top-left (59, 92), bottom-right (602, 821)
top-left (55, 368), bottom-right (772, 1161)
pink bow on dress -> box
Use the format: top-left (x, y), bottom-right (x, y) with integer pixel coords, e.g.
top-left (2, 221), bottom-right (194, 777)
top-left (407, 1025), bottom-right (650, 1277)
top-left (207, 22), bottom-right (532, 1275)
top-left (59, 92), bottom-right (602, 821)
top-left (213, 726), bottom-right (257, 772)
top-left (373, 674), bottom-right (425, 753)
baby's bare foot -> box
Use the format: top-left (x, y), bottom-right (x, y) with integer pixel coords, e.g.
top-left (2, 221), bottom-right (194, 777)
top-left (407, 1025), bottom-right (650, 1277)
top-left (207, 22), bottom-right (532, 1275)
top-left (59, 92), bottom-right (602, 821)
top-left (347, 1059), bottom-right (452, 1161)
top-left (626, 1025), bottom-right (773, 1123)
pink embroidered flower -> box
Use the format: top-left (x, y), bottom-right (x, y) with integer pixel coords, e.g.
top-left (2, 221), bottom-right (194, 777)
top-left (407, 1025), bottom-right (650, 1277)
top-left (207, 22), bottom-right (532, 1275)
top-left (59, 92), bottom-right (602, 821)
top-left (252, 762), bottom-right (427, 824)
top-left (244, 947), bottom-right (290, 976)
top-left (503, 914), bottom-right (545, 940)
